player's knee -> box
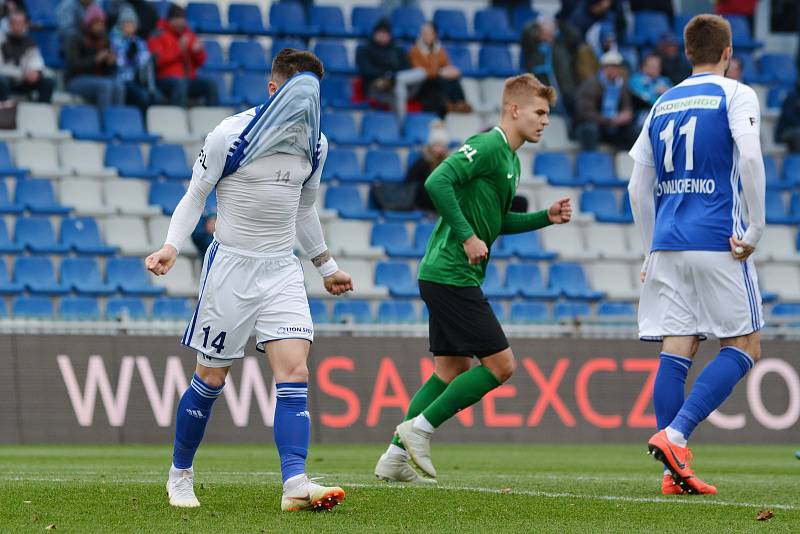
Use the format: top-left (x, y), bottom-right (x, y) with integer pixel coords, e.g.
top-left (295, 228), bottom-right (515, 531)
top-left (195, 365), bottom-right (228, 388)
top-left (485, 352), bottom-right (516, 383)
top-left (277, 362), bottom-right (309, 383)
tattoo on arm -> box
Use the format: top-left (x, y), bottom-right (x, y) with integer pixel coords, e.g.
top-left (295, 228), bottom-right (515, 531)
top-left (311, 249), bottom-right (331, 267)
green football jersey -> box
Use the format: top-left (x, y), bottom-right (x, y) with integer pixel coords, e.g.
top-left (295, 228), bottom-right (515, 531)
top-left (418, 127), bottom-right (522, 287)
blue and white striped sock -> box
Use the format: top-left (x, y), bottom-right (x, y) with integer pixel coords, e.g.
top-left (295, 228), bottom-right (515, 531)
top-left (172, 373), bottom-right (224, 469)
top-left (654, 352), bottom-right (693, 431)
top-left (274, 382), bottom-right (310, 483)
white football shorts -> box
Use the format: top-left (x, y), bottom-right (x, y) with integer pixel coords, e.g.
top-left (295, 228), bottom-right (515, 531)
top-left (181, 241), bottom-right (314, 367)
top-left (638, 250), bottom-right (764, 341)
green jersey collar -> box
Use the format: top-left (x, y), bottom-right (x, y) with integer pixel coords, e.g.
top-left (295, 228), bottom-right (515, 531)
top-left (493, 126), bottom-right (509, 147)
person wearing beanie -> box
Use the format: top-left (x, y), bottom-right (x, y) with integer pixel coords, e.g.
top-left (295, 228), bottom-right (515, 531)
top-left (105, 0), bottom-right (159, 39)
top-left (63, 3), bottom-right (126, 108)
top-left (0, 10), bottom-right (56, 102)
top-left (355, 17), bottom-right (426, 120)
top-left (147, 2), bottom-right (218, 107)
top-left (110, 5), bottom-right (156, 110)
top-left (403, 121), bottom-right (450, 212)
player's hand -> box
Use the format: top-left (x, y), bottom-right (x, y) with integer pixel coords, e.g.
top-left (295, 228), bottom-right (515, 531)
top-left (324, 270), bottom-right (353, 296)
top-left (145, 244), bottom-right (178, 276)
top-left (463, 235), bottom-right (488, 265)
top-left (548, 197), bottom-right (572, 224)
top-left (729, 236), bottom-right (755, 261)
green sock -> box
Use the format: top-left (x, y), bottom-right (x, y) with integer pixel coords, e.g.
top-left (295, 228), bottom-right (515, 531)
top-left (421, 365), bottom-right (501, 428)
top-left (391, 373), bottom-right (448, 448)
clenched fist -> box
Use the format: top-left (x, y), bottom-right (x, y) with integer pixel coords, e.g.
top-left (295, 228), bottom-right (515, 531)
top-left (145, 245), bottom-right (178, 276)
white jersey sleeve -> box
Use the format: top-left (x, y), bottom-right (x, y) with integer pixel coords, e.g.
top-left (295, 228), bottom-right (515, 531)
top-left (163, 126), bottom-right (228, 252)
top-left (629, 111), bottom-right (655, 167)
top-left (728, 83), bottom-right (761, 141)
top-left (295, 134), bottom-right (329, 261)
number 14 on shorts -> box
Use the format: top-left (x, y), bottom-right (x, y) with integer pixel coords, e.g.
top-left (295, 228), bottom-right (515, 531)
top-left (201, 326), bottom-right (227, 354)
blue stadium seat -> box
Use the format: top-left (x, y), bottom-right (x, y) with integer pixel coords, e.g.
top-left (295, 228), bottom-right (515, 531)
top-left (12, 296), bottom-right (53, 318)
top-left (506, 263), bottom-right (559, 299)
top-left (414, 222), bottom-right (435, 250)
top-left (489, 237), bottom-right (513, 260)
top-left (15, 179), bottom-right (70, 215)
top-left (103, 106), bottom-right (159, 142)
top-left (0, 219), bottom-right (22, 253)
top-left (228, 3), bottom-right (268, 35)
top-left (772, 303), bottom-right (800, 317)
top-left (60, 217), bottom-right (116, 255)
top-left (549, 263), bottom-right (605, 300)
top-left (433, 9), bottom-right (471, 40)
top-left (232, 72), bottom-right (268, 106)
top-left (479, 45), bottom-right (516, 77)
top-left (0, 181), bottom-right (23, 214)
top-left (724, 15), bottom-right (761, 50)
top-left (310, 5), bottom-right (352, 37)
top-left (229, 40), bottom-right (269, 72)
top-left (59, 105), bottom-right (111, 141)
top-left (200, 39), bottom-right (230, 71)
top-left (14, 256), bottom-right (70, 294)
top-left (149, 182), bottom-right (186, 216)
top-left (365, 149), bottom-right (404, 182)
top-left (404, 113), bottom-right (437, 145)
top-left (270, 38), bottom-right (307, 61)
top-left (105, 143), bottom-right (159, 179)
top-left (737, 53), bottom-right (762, 84)
top-left (322, 149), bottom-right (362, 182)
top-left (581, 190), bottom-right (631, 223)
top-left (59, 296), bottom-right (101, 320)
top-left (672, 13), bottom-right (693, 43)
top-left (269, 2), bottom-right (317, 37)
top-left (107, 257), bottom-right (165, 296)
top-left (371, 222), bottom-right (417, 257)
top-left (61, 257), bottom-right (116, 295)
top-left (321, 75), bottom-right (365, 110)
top-left (333, 300), bottom-right (372, 323)
top-left (534, 152), bottom-right (581, 186)
top-left (391, 6), bottom-right (424, 39)
top-left (325, 186), bottom-right (380, 219)
top-left (308, 299), bottom-right (329, 323)
top-left (314, 42), bottom-right (356, 75)
top-left (490, 301), bottom-right (506, 321)
top-left (763, 155), bottom-right (788, 190)
top-left (362, 112), bottom-right (410, 147)
top-left (204, 72), bottom-right (241, 106)
top-left (186, 2), bottom-right (226, 33)
top-left (759, 53), bottom-right (797, 85)
top-left (26, 0), bottom-right (57, 29)
top-left (106, 297), bottom-right (148, 319)
top-left (0, 260), bottom-right (24, 294)
top-left (31, 30), bottom-right (62, 68)
top-left (783, 155), bottom-right (800, 185)
top-left (576, 151), bottom-right (623, 186)
top-left (765, 190), bottom-right (798, 224)
top-left (322, 112), bottom-right (366, 145)
top-left (445, 46), bottom-right (478, 78)
top-left (554, 301), bottom-right (591, 321)
top-left (767, 85), bottom-right (789, 111)
top-left (500, 232), bottom-right (556, 260)
top-left (597, 301), bottom-right (636, 319)
top-left (152, 297), bottom-right (193, 320)
top-left (474, 8), bottom-right (516, 42)
top-left (378, 300), bottom-right (417, 323)
top-left (375, 261), bottom-right (418, 297)
top-left (632, 11), bottom-right (670, 46)
top-left (510, 301), bottom-right (549, 323)
top-left (351, 6), bottom-right (383, 37)
top-left (0, 141), bottom-right (26, 177)
top-left (512, 6), bottom-right (538, 33)
top-left (15, 216), bottom-right (70, 253)
top-left (150, 144), bottom-right (192, 180)
top-left (483, 264), bottom-right (516, 298)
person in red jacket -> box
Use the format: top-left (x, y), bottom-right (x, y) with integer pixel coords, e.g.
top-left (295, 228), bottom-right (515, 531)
top-left (147, 3), bottom-right (218, 106)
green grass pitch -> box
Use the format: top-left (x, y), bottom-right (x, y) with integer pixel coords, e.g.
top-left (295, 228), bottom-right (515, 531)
top-left (1, 444), bottom-right (798, 533)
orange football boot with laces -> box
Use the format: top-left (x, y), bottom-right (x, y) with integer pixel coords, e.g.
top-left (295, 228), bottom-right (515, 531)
top-left (661, 473), bottom-right (685, 495)
top-left (648, 430), bottom-right (717, 495)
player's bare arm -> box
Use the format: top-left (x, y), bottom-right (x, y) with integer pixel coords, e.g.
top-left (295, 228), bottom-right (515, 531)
top-left (312, 249), bottom-right (354, 295)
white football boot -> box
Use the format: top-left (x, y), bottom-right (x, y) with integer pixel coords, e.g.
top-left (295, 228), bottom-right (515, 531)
top-left (395, 419), bottom-right (436, 478)
top-left (375, 452), bottom-right (437, 484)
top-left (280, 474), bottom-right (345, 512)
top-left (167, 465), bottom-right (200, 508)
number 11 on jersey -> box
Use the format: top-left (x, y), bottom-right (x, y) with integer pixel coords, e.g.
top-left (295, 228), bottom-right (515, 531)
top-left (658, 116), bottom-right (697, 173)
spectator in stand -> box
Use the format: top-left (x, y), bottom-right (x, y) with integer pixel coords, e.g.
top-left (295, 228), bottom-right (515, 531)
top-left (408, 22), bottom-right (470, 116)
top-left (404, 121), bottom-right (449, 212)
top-left (56, 0), bottom-right (96, 45)
top-left (568, 0), bottom-right (626, 41)
top-left (111, 6), bottom-right (156, 110)
top-left (356, 18), bottom-right (425, 120)
top-left (574, 50), bottom-right (635, 151)
top-left (148, 3), bottom-right (218, 107)
top-left (726, 55), bottom-right (744, 81)
top-left (629, 0), bottom-right (673, 18)
top-left (521, 16), bottom-right (578, 115)
top-left (629, 53), bottom-right (671, 124)
top-left (106, 0), bottom-right (159, 39)
top-left (64, 5), bottom-right (126, 108)
top-left (192, 211), bottom-right (216, 258)
top-left (776, 81), bottom-right (800, 152)
top-left (0, 10), bottom-right (56, 102)
top-left (575, 22), bottom-right (617, 83)
top-left (655, 31), bottom-right (691, 85)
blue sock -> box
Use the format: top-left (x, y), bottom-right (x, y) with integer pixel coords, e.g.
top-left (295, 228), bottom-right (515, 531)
top-left (274, 382), bottom-right (310, 483)
top-left (173, 373), bottom-right (224, 469)
top-left (670, 347), bottom-right (754, 440)
top-left (654, 353), bottom-right (693, 430)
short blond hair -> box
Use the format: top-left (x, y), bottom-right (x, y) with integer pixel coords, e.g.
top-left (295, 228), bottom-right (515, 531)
top-left (502, 73), bottom-right (557, 109)
top-left (684, 14), bottom-right (731, 66)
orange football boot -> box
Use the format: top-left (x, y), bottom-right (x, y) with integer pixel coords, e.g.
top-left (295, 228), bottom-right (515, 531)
top-left (648, 430), bottom-right (717, 495)
top-left (661, 473), bottom-right (685, 495)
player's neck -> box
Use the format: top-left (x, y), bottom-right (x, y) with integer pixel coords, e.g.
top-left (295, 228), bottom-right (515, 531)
top-left (497, 123), bottom-right (524, 151)
top-left (691, 64), bottom-right (726, 77)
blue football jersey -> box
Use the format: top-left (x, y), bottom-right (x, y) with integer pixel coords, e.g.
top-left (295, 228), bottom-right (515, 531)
top-left (629, 73), bottom-right (761, 252)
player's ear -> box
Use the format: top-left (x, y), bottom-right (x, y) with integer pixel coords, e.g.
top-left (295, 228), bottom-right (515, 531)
top-left (267, 80), bottom-right (279, 97)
